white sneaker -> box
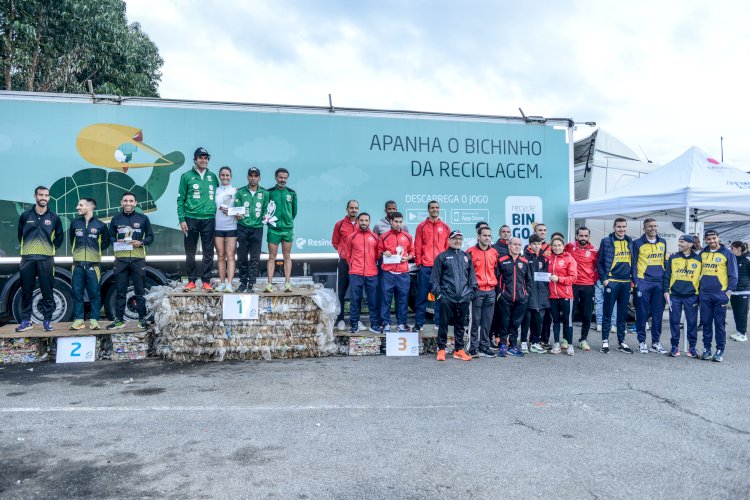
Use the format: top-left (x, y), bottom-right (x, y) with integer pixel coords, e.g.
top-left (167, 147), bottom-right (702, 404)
top-left (369, 326), bottom-right (380, 333)
top-left (650, 343), bottom-right (667, 354)
top-left (358, 321), bottom-right (366, 331)
top-left (639, 342), bottom-right (648, 353)
top-left (610, 325), bottom-right (617, 333)
top-left (216, 282), bottom-right (226, 292)
top-left (566, 345), bottom-right (574, 356)
top-left (521, 341), bottom-right (529, 354)
top-left (740, 334), bottom-right (748, 342)
top-left (730, 333), bottom-right (741, 341)
top-left (550, 342), bottom-right (561, 354)
top-left (596, 324), bottom-right (602, 332)
top-left (336, 320), bottom-right (346, 332)
top-left (224, 282), bottom-right (234, 293)
top-left (397, 324), bottom-right (409, 332)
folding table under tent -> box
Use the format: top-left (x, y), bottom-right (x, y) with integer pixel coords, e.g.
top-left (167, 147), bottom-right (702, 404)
top-left (568, 146), bottom-right (750, 229)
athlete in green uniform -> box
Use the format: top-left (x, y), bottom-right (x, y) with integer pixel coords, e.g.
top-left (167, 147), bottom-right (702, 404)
top-left (264, 168), bottom-right (297, 292)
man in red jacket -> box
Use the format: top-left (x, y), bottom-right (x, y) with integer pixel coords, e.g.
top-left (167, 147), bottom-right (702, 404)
top-left (345, 213), bottom-right (380, 333)
top-left (413, 200), bottom-right (450, 332)
top-left (565, 226), bottom-right (598, 351)
top-left (467, 226), bottom-right (500, 357)
top-left (331, 200), bottom-right (359, 331)
top-left (378, 212), bottom-right (414, 332)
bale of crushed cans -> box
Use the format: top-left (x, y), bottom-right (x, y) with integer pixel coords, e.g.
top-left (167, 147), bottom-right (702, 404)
top-left (0, 337), bottom-right (48, 364)
top-left (148, 283), bottom-right (338, 362)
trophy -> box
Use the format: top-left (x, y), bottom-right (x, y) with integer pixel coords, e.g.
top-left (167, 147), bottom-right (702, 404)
top-left (123, 226), bottom-right (133, 243)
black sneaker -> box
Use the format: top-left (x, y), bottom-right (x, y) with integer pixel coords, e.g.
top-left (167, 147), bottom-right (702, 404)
top-left (712, 349), bottom-right (724, 362)
top-left (701, 348), bottom-right (713, 360)
top-left (618, 342), bottom-right (633, 354)
top-left (138, 319), bottom-right (149, 329)
top-left (478, 348), bottom-right (496, 358)
top-left (107, 320), bottom-right (125, 330)
top-left (237, 283), bottom-right (248, 293)
top-left (600, 342), bottom-right (610, 353)
top-left (468, 350), bottom-right (480, 359)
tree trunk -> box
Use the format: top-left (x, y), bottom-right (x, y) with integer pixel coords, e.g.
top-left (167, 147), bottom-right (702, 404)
top-left (26, 7), bottom-right (44, 92)
top-left (2, 0), bottom-right (15, 90)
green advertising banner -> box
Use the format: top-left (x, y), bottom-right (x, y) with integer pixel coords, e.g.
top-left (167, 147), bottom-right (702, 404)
top-left (0, 96), bottom-right (571, 257)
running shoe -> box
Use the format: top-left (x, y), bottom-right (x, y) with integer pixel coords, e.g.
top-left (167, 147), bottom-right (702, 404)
top-left (712, 349), bottom-right (724, 362)
top-left (358, 321), bottom-right (366, 331)
top-left (478, 348), bottom-right (496, 358)
top-left (639, 342), bottom-right (648, 353)
top-left (560, 339), bottom-right (569, 349)
top-left (530, 343), bottom-right (546, 354)
top-left (284, 283), bottom-right (293, 293)
top-left (579, 340), bottom-right (591, 351)
top-left (184, 281), bottom-right (196, 291)
top-left (411, 325), bottom-right (423, 332)
top-left (701, 348), bottom-right (712, 360)
top-left (498, 344), bottom-right (508, 357)
top-left (15, 320), bottom-right (33, 332)
top-left (550, 342), bottom-right (561, 354)
top-left (237, 283), bottom-right (248, 293)
top-left (650, 343), bottom-right (667, 354)
top-left (686, 347), bottom-right (699, 358)
top-left (436, 349), bottom-right (446, 361)
top-left (336, 320), bottom-right (346, 332)
top-left (566, 345), bottom-right (574, 356)
top-left (138, 319), bottom-right (149, 329)
top-left (397, 324), bottom-right (409, 332)
top-left (520, 342), bottom-right (529, 354)
top-left (349, 327), bottom-right (358, 334)
top-left (224, 282), bottom-right (234, 293)
top-left (618, 342), bottom-right (633, 354)
top-left (368, 326), bottom-right (380, 333)
top-left (508, 346), bottom-right (524, 357)
top-left (669, 346), bottom-right (680, 357)
top-left (596, 324), bottom-right (602, 332)
top-left (216, 282), bottom-right (226, 292)
top-left (107, 320), bottom-right (126, 330)
top-left (468, 350), bottom-right (480, 359)
top-left (43, 321), bottom-right (53, 332)
top-left (381, 324), bottom-right (391, 333)
top-left (70, 319), bottom-right (85, 330)
top-left (600, 342), bottom-right (610, 354)
top-left (740, 334), bottom-right (748, 342)
top-left (264, 283), bottom-right (274, 293)
top-left (89, 319), bottom-right (100, 330)
top-left (201, 282), bottom-right (213, 292)
top-left (453, 349), bottom-right (472, 361)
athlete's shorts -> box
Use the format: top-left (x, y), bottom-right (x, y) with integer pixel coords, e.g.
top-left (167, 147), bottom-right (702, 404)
top-left (267, 227), bottom-right (293, 244)
top-left (214, 229), bottom-right (237, 238)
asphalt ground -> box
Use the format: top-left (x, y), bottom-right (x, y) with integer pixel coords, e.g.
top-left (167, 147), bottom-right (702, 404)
top-left (1, 319), bottom-right (749, 499)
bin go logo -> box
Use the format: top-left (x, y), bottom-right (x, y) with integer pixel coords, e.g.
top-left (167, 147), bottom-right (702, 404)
top-left (504, 196), bottom-right (543, 244)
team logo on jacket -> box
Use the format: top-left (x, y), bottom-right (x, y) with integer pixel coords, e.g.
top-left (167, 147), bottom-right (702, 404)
top-left (437, 227), bottom-right (443, 233)
top-left (90, 228), bottom-right (97, 234)
top-left (715, 257), bottom-right (721, 262)
top-left (464, 256), bottom-right (469, 263)
top-left (286, 195), bottom-right (292, 202)
top-left (207, 176), bottom-right (212, 182)
top-left (518, 262), bottom-right (523, 268)
top-left (75, 229), bottom-right (84, 236)
top-left (44, 219), bottom-right (51, 225)
top-left (585, 251), bottom-right (591, 257)
top-left (133, 223), bottom-right (140, 228)
top-left (368, 236), bottom-right (375, 242)
top-left (258, 193), bottom-right (263, 199)
top-left (691, 263), bottom-right (698, 269)
top-left (538, 262), bottom-right (543, 269)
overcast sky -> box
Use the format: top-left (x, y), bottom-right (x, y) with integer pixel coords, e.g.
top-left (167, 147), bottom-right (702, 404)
top-left (125, 0), bottom-right (750, 170)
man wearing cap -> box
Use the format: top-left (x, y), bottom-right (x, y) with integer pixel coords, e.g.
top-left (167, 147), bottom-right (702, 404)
top-left (632, 218), bottom-right (669, 354)
top-left (413, 200), bottom-right (450, 332)
top-left (233, 167), bottom-right (268, 293)
top-left (698, 229), bottom-right (738, 362)
top-left (177, 147), bottom-right (219, 291)
top-left (664, 235), bottom-right (702, 357)
top-left (431, 230), bottom-right (477, 361)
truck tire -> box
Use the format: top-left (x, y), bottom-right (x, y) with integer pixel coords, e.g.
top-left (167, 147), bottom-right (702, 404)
top-left (104, 277), bottom-right (158, 322)
top-left (11, 278), bottom-right (74, 324)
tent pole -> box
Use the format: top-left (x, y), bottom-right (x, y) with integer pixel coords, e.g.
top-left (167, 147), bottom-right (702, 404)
top-left (682, 205), bottom-right (690, 352)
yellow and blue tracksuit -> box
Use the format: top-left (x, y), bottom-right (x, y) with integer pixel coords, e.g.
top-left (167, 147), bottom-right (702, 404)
top-left (699, 244), bottom-right (738, 351)
top-left (597, 233), bottom-right (633, 343)
top-left (17, 207), bottom-right (64, 322)
top-left (632, 235), bottom-right (668, 345)
top-left (69, 216), bottom-right (110, 321)
top-left (663, 250), bottom-right (701, 349)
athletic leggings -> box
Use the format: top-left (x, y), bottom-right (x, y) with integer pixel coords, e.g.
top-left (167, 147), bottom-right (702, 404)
top-left (549, 298), bottom-right (573, 344)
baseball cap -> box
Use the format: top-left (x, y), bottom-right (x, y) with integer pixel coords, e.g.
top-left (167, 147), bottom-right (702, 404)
top-left (248, 167), bottom-right (261, 176)
top-left (193, 147), bottom-right (210, 159)
top-left (678, 234), bottom-right (694, 243)
top-left (449, 230), bottom-right (463, 239)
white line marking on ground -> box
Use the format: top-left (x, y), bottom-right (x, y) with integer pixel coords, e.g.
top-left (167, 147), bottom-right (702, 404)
top-left (0, 404), bottom-right (460, 413)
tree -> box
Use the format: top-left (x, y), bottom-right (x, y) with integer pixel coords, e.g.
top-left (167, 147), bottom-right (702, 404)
top-left (0, 0), bottom-right (162, 96)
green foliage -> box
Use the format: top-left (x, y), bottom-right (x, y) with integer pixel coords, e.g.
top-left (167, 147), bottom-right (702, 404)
top-left (0, 0), bottom-right (162, 96)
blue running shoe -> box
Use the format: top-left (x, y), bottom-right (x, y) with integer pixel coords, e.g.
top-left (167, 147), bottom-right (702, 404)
top-left (700, 348), bottom-right (712, 360)
top-left (669, 346), bottom-right (680, 357)
top-left (498, 344), bottom-right (508, 357)
top-left (43, 320), bottom-right (53, 332)
top-left (15, 320), bottom-right (33, 332)
top-left (508, 346), bottom-right (524, 357)
top-left (686, 347), bottom-right (699, 358)
top-left (712, 349), bottom-right (724, 362)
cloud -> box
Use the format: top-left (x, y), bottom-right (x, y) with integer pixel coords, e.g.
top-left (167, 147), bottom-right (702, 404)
top-left (125, 0), bottom-right (750, 170)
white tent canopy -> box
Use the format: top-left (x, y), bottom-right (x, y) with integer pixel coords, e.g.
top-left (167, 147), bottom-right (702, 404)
top-left (568, 146), bottom-right (750, 224)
